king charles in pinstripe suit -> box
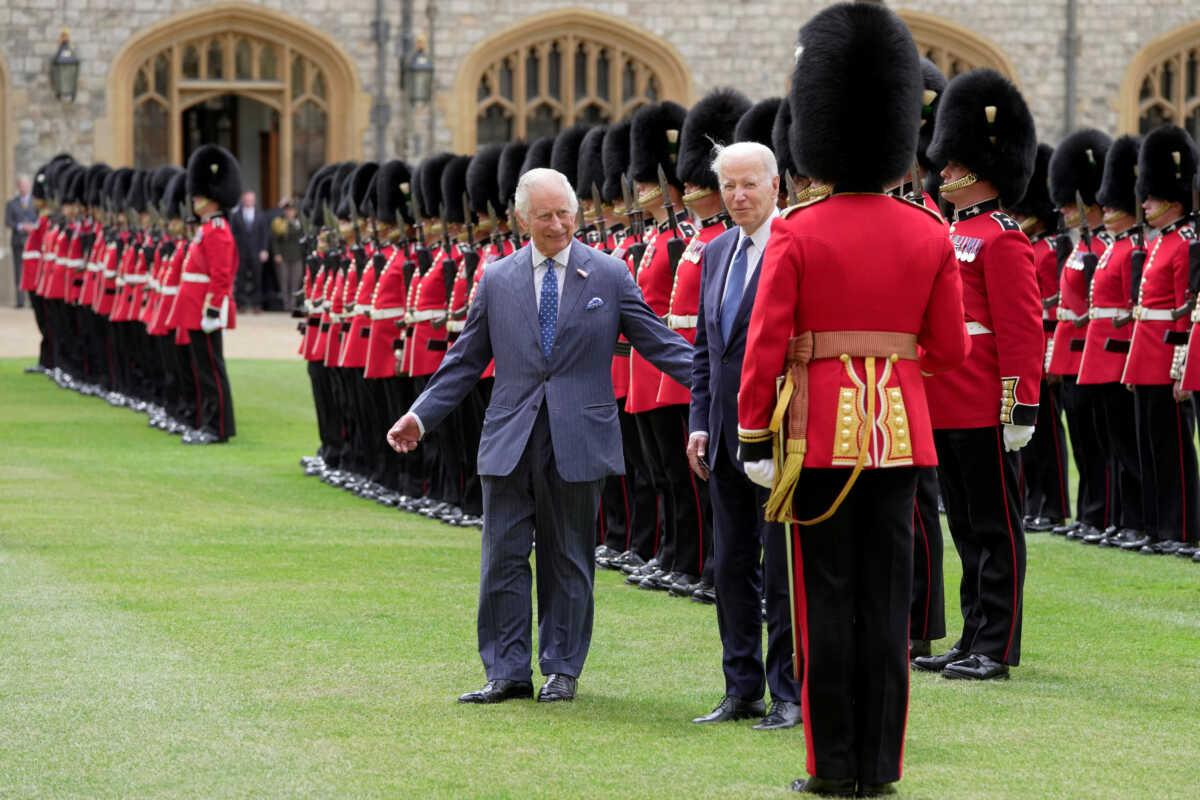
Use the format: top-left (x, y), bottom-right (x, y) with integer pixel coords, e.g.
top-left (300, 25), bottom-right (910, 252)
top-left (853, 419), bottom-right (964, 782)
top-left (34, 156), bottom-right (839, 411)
top-left (388, 168), bottom-right (692, 703)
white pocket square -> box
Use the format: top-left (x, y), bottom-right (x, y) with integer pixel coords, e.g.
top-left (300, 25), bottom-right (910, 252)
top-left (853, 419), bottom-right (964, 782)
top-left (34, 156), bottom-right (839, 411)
top-left (586, 296), bottom-right (604, 310)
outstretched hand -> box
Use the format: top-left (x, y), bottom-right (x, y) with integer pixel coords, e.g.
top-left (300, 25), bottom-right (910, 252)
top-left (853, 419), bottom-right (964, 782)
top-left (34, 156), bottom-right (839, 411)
top-left (387, 413), bottom-right (422, 453)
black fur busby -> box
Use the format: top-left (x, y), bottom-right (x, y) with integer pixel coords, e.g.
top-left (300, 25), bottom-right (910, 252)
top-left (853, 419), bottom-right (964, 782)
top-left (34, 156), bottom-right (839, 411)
top-left (1009, 144), bottom-right (1057, 225)
top-left (600, 121), bottom-right (631, 204)
top-left (550, 124), bottom-right (592, 189)
top-left (301, 162), bottom-right (340, 219)
top-left (55, 162), bottom-right (81, 203)
top-left (789, 2), bottom-right (922, 191)
top-left (928, 68), bottom-right (1037, 206)
top-left (630, 101), bottom-right (687, 189)
top-left (330, 161), bottom-right (358, 219)
top-left (376, 159), bottom-right (415, 225)
top-left (84, 164), bottom-right (112, 208)
top-left (149, 165), bottom-right (182, 210)
top-left (575, 126), bottom-right (608, 202)
top-left (310, 174), bottom-right (337, 225)
top-left (771, 99), bottom-right (799, 179)
top-left (1048, 128), bottom-right (1111, 208)
top-left (1096, 135), bottom-right (1141, 216)
top-left (336, 161), bottom-right (378, 218)
top-left (677, 88), bottom-right (752, 191)
top-left (44, 155), bottom-right (77, 202)
top-left (467, 144), bottom-right (504, 217)
top-left (917, 58), bottom-right (948, 173)
top-left (107, 168), bottom-right (134, 213)
top-left (163, 172), bottom-right (188, 220)
top-left (186, 144), bottom-right (242, 209)
top-left (416, 152), bottom-right (455, 219)
top-left (734, 97), bottom-right (781, 146)
top-left (97, 168), bottom-right (119, 210)
top-left (126, 170), bottom-right (149, 212)
top-left (62, 165), bottom-right (87, 205)
top-left (1136, 125), bottom-right (1199, 211)
top-left (498, 141), bottom-right (528, 208)
top-left (440, 155), bottom-right (473, 223)
top-left (520, 135), bottom-right (555, 177)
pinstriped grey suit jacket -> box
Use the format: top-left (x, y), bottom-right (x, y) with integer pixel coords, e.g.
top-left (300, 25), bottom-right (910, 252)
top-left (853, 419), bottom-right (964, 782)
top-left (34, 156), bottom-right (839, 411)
top-left (410, 241), bottom-right (692, 482)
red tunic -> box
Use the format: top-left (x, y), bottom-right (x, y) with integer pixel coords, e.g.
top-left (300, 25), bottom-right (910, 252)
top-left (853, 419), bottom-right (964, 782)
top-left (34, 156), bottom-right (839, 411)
top-left (609, 227), bottom-right (632, 400)
top-left (659, 217), bottom-right (728, 406)
top-left (1047, 233), bottom-right (1110, 376)
top-left (338, 260), bottom-right (376, 369)
top-left (302, 266), bottom-right (327, 361)
top-left (169, 215), bottom-right (238, 332)
top-left (148, 239), bottom-right (186, 337)
top-left (322, 265), bottom-right (347, 368)
top-left (94, 234), bottom-right (126, 316)
top-left (79, 223), bottom-right (105, 307)
top-left (410, 244), bottom-right (457, 377)
top-left (627, 223), bottom-right (678, 414)
top-left (400, 259), bottom-right (424, 376)
top-left (19, 215), bottom-right (48, 293)
top-left (34, 223), bottom-right (60, 297)
top-left (738, 193), bottom-right (969, 468)
top-left (364, 245), bottom-right (405, 379)
top-left (1123, 220), bottom-right (1195, 386)
top-left (42, 222), bottom-right (73, 301)
top-left (1078, 232), bottom-right (1135, 385)
top-left (110, 233), bottom-right (148, 323)
top-left (924, 200), bottom-right (1043, 430)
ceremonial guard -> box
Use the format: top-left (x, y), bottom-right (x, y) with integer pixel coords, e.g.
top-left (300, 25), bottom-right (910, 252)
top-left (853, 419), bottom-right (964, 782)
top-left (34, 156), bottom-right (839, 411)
top-left (20, 158), bottom-right (67, 374)
top-left (166, 144), bottom-right (241, 444)
top-left (735, 5), bottom-right (968, 793)
top-left (1121, 125), bottom-right (1200, 554)
top-left (914, 67), bottom-right (1042, 681)
top-left (1077, 135), bottom-right (1146, 547)
top-left (1008, 143), bottom-right (1072, 532)
top-left (1047, 129), bottom-right (1113, 539)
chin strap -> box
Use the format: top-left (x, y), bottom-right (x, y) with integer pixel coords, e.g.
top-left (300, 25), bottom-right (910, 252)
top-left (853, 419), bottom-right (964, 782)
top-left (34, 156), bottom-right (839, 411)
top-left (940, 173), bottom-right (978, 194)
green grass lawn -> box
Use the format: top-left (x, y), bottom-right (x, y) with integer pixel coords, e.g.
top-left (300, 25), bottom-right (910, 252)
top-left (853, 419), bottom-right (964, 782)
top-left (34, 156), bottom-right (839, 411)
top-left (2, 356), bottom-right (1199, 799)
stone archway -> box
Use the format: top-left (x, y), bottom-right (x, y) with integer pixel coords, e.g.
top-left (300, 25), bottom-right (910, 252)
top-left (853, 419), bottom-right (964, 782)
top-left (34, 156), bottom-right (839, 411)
top-left (99, 2), bottom-right (370, 199)
top-left (1118, 21), bottom-right (1200, 136)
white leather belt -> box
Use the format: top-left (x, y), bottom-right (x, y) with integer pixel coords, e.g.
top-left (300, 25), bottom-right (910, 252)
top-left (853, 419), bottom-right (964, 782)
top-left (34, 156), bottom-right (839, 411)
top-left (411, 309), bottom-right (447, 322)
top-left (66, 258), bottom-right (84, 269)
top-left (966, 321), bottom-right (992, 335)
top-left (149, 279), bottom-right (161, 291)
top-left (103, 270), bottom-right (117, 279)
top-left (371, 307), bottom-right (406, 320)
top-left (356, 305), bottom-right (373, 316)
top-left (328, 313), bottom-right (344, 323)
top-left (447, 320), bottom-right (466, 333)
top-left (1089, 307), bottom-right (1124, 319)
top-left (1057, 308), bottom-right (1082, 322)
top-left (23, 251), bottom-right (39, 261)
top-left (667, 314), bottom-right (698, 329)
top-left (123, 275), bottom-right (148, 285)
top-left (160, 286), bottom-right (179, 296)
top-left (86, 262), bottom-right (103, 272)
top-left (181, 272), bottom-right (210, 283)
top-left (1134, 306), bottom-right (1174, 321)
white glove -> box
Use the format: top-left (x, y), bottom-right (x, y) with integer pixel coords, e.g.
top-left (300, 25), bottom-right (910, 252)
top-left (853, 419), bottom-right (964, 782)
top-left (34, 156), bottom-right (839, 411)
top-left (1002, 424), bottom-right (1035, 452)
top-left (744, 458), bottom-right (776, 489)
top-left (200, 314), bottom-right (222, 334)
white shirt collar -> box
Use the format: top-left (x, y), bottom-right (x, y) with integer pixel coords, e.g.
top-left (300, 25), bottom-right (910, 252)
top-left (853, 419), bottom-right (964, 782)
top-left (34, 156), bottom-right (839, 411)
top-left (530, 239), bottom-right (571, 269)
top-left (738, 207), bottom-right (778, 254)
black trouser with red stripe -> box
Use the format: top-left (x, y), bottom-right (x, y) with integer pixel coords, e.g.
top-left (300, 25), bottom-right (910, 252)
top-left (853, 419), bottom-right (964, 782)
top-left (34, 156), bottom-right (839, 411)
top-left (934, 426), bottom-right (1025, 666)
top-left (174, 342), bottom-right (197, 426)
top-left (29, 294), bottom-right (54, 369)
top-left (382, 375), bottom-right (423, 495)
top-left (599, 399), bottom-right (658, 556)
top-left (1060, 377), bottom-right (1108, 528)
top-left (636, 404), bottom-right (711, 578)
top-left (910, 467), bottom-right (945, 643)
top-left (187, 328), bottom-right (236, 440)
top-left (1092, 382), bottom-right (1143, 531)
top-left (307, 360), bottom-right (338, 463)
top-left (1133, 385), bottom-right (1198, 543)
top-left (1023, 378), bottom-right (1070, 522)
top-left (791, 467), bottom-right (915, 785)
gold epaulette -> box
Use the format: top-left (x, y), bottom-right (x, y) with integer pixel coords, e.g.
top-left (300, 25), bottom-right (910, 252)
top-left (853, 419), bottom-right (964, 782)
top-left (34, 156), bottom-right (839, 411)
top-left (780, 185), bottom-right (832, 218)
top-left (889, 194), bottom-right (944, 224)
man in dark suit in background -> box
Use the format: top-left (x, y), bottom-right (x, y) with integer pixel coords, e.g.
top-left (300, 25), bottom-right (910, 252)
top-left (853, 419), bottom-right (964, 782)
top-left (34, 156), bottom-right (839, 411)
top-left (687, 141), bottom-right (802, 730)
top-left (387, 168), bottom-right (692, 704)
top-left (6, 175), bottom-right (36, 308)
top-left (229, 189), bottom-right (269, 312)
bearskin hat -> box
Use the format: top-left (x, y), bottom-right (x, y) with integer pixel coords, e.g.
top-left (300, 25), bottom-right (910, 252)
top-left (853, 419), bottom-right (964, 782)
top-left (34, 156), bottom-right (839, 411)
top-left (61, 164), bottom-right (87, 205)
top-left (149, 165), bottom-right (182, 210)
top-left (1009, 144), bottom-right (1057, 225)
top-left (772, 99), bottom-right (799, 180)
top-left (497, 141), bottom-right (528, 208)
top-left (301, 162), bottom-right (340, 219)
top-left (329, 161), bottom-right (358, 219)
top-left (310, 173), bottom-right (337, 226)
top-left (917, 58), bottom-right (948, 173)
top-left (630, 101), bottom-right (687, 189)
top-left (734, 97), bottom-right (780, 147)
top-left (376, 159), bottom-right (415, 225)
top-left (107, 168), bottom-right (134, 213)
top-left (1096, 135), bottom-right (1141, 216)
top-left (163, 172), bottom-right (188, 220)
top-left (790, 2), bottom-right (922, 192)
top-left (550, 124), bottom-right (592, 189)
top-left (1049, 128), bottom-right (1111, 209)
top-left (85, 163), bottom-right (112, 208)
top-left (440, 155), bottom-right (473, 224)
top-left (336, 161), bottom-right (378, 218)
top-left (186, 144), bottom-right (242, 209)
top-left (677, 88), bottom-right (752, 192)
top-left (416, 152), bottom-right (455, 219)
top-left (520, 135), bottom-right (555, 177)
top-left (126, 169), bottom-right (150, 213)
top-left (1136, 125), bottom-right (1199, 211)
top-left (575, 126), bottom-right (608, 202)
top-left (467, 144), bottom-right (504, 217)
top-left (600, 121), bottom-right (631, 205)
top-left (928, 68), bottom-right (1037, 206)
top-left (42, 155), bottom-right (76, 202)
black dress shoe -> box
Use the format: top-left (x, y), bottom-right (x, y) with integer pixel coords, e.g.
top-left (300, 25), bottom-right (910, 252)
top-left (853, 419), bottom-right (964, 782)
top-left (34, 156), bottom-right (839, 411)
top-left (610, 550), bottom-right (645, 571)
top-left (857, 782), bottom-right (897, 797)
top-left (753, 699), bottom-right (801, 730)
top-left (1051, 521), bottom-right (1079, 536)
top-left (1192, 550), bottom-right (1200, 563)
top-left (537, 673), bottom-right (576, 702)
top-left (911, 647), bottom-right (966, 673)
top-left (690, 580), bottom-right (717, 604)
top-left (1025, 515), bottom-right (1059, 533)
top-left (624, 557), bottom-right (659, 581)
top-left (1120, 534), bottom-right (1152, 551)
top-left (790, 776), bottom-right (857, 796)
top-left (1145, 539), bottom-right (1183, 555)
top-left (638, 569), bottom-right (676, 591)
top-left (458, 679), bottom-right (534, 704)
top-left (693, 695), bottom-right (766, 723)
top-left (943, 653), bottom-right (1010, 680)
top-left (1067, 523), bottom-right (1098, 541)
top-left (909, 639), bottom-right (931, 660)
top-left (667, 573), bottom-right (701, 597)
top-left (1175, 545), bottom-right (1198, 558)
top-left (594, 544), bottom-right (621, 564)
top-left (1081, 527), bottom-right (1108, 544)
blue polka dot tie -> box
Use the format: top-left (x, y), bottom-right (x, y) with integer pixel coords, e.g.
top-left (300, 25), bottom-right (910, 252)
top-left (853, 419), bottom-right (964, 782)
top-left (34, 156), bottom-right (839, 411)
top-left (538, 258), bottom-right (558, 358)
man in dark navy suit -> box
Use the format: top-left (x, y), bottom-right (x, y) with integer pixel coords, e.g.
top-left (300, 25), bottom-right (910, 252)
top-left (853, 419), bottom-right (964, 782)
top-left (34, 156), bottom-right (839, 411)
top-left (687, 141), bottom-right (802, 730)
top-left (388, 168), bottom-right (692, 704)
